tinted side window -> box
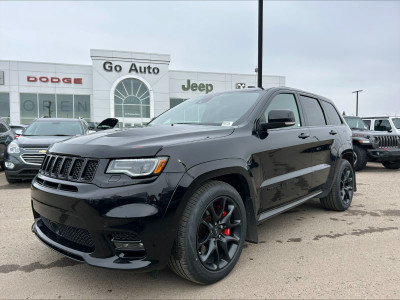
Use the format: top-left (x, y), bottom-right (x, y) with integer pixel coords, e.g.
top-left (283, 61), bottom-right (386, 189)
top-left (321, 101), bottom-right (342, 125)
top-left (374, 119), bottom-right (391, 131)
top-left (299, 96), bottom-right (326, 126)
top-left (363, 120), bottom-right (371, 128)
top-left (0, 123), bottom-right (7, 133)
top-left (263, 93), bottom-right (301, 127)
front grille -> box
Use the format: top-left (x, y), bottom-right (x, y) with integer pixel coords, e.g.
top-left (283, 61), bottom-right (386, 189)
top-left (376, 135), bottom-right (400, 148)
top-left (40, 155), bottom-right (99, 182)
top-left (41, 216), bottom-right (94, 252)
top-left (21, 154), bottom-right (46, 165)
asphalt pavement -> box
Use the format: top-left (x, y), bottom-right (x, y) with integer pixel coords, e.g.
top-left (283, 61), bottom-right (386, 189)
top-left (0, 162), bottom-right (399, 299)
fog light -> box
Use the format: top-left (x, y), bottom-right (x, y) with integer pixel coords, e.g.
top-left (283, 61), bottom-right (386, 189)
top-left (5, 162), bottom-right (14, 169)
top-left (113, 240), bottom-right (144, 251)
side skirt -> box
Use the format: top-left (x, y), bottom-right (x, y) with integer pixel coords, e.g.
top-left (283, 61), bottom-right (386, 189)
top-left (257, 191), bottom-right (322, 223)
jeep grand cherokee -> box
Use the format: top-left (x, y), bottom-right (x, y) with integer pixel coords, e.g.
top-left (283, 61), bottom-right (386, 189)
top-left (31, 87), bottom-right (355, 284)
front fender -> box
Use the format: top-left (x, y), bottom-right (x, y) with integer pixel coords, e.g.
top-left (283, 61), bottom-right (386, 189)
top-left (164, 158), bottom-right (259, 245)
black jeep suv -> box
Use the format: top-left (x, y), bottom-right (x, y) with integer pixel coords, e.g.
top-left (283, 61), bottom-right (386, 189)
top-left (344, 116), bottom-right (400, 170)
top-left (31, 88), bottom-right (355, 284)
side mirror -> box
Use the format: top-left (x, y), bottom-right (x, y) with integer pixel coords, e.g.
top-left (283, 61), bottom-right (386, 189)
top-left (259, 110), bottom-right (296, 130)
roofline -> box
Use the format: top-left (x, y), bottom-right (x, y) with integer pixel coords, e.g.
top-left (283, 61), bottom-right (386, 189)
top-left (0, 59), bottom-right (91, 68)
top-left (362, 116), bottom-right (399, 119)
top-left (170, 69), bottom-right (285, 78)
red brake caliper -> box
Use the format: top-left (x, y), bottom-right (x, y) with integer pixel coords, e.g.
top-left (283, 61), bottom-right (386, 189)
top-left (221, 210), bottom-right (231, 236)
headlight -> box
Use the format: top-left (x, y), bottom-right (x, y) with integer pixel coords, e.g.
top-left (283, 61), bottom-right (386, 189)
top-left (106, 157), bottom-right (168, 177)
top-left (7, 141), bottom-right (20, 154)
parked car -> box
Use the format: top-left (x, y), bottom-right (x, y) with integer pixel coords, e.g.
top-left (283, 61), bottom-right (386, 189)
top-left (31, 88), bottom-right (355, 284)
top-left (10, 124), bottom-right (28, 138)
top-left (4, 118), bottom-right (90, 183)
top-left (344, 116), bottom-right (400, 170)
top-left (0, 118), bottom-right (15, 170)
top-left (362, 116), bottom-right (400, 135)
top-left (94, 118), bottom-right (119, 131)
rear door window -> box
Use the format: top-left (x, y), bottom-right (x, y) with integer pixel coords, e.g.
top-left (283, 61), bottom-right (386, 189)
top-left (299, 96), bottom-right (326, 126)
top-left (321, 101), bottom-right (342, 125)
top-left (392, 118), bottom-right (400, 129)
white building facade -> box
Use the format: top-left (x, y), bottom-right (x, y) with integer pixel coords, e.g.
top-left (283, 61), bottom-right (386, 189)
top-left (0, 49), bottom-right (285, 126)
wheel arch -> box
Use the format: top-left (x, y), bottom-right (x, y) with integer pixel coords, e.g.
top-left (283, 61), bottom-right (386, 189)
top-left (341, 148), bottom-right (355, 168)
top-left (166, 159), bottom-right (259, 243)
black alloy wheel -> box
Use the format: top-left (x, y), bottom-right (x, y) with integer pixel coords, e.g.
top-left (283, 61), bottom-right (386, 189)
top-left (320, 159), bottom-right (354, 211)
top-left (339, 166), bottom-right (353, 205)
top-left (169, 180), bottom-right (246, 284)
top-left (197, 196), bottom-right (242, 271)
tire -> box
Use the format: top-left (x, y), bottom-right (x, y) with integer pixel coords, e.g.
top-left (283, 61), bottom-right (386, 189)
top-left (6, 175), bottom-right (21, 184)
top-left (353, 144), bottom-right (368, 171)
top-left (320, 159), bottom-right (354, 211)
top-left (0, 161), bottom-right (4, 171)
top-left (381, 160), bottom-right (400, 169)
top-left (168, 180), bottom-right (247, 284)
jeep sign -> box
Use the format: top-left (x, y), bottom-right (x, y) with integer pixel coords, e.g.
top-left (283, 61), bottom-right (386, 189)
top-left (182, 80), bottom-right (213, 94)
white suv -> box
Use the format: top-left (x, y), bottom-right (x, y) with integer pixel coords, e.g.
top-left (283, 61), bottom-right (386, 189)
top-left (362, 116), bottom-right (400, 135)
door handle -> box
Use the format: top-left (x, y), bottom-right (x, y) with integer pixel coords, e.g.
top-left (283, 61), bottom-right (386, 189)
top-left (298, 133), bottom-right (310, 139)
top-left (329, 130), bottom-right (337, 135)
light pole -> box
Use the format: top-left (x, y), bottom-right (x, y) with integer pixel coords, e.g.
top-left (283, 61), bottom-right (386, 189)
top-left (352, 90), bottom-right (363, 116)
top-left (257, 0), bottom-right (263, 88)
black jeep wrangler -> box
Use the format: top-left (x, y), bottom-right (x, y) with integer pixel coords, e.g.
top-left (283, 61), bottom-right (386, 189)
top-left (344, 116), bottom-right (400, 170)
top-left (31, 88), bottom-right (355, 284)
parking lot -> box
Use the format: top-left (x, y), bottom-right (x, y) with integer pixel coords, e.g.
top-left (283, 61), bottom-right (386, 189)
top-left (0, 163), bottom-right (399, 299)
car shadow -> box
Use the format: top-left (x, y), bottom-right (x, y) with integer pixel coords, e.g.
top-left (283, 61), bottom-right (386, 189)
top-left (0, 180), bottom-right (32, 190)
top-left (359, 162), bottom-right (399, 173)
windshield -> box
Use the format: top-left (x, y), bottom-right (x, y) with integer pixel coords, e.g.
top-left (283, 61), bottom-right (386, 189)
top-left (150, 91), bottom-right (262, 126)
top-left (24, 120), bottom-right (83, 136)
top-left (393, 118), bottom-right (400, 129)
top-left (344, 117), bottom-right (369, 130)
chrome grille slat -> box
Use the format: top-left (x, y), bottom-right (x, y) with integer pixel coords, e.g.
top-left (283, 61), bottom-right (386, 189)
top-left (39, 154), bottom-right (99, 183)
top-left (21, 154), bottom-right (46, 165)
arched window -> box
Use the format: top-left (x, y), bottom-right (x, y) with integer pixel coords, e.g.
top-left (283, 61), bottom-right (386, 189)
top-left (114, 78), bottom-right (150, 118)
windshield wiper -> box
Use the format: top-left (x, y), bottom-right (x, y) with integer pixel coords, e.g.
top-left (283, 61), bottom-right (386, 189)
top-left (52, 134), bottom-right (71, 136)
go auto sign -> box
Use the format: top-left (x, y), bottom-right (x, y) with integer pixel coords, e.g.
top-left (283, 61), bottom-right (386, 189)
top-left (27, 76), bottom-right (82, 84)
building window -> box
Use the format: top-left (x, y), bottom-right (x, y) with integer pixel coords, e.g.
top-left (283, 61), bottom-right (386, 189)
top-left (170, 98), bottom-right (187, 108)
top-left (114, 78), bottom-right (150, 118)
top-left (20, 93), bottom-right (90, 124)
top-left (0, 93), bottom-right (10, 123)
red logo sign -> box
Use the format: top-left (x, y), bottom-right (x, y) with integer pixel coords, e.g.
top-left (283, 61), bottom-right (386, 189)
top-left (27, 76), bottom-right (82, 84)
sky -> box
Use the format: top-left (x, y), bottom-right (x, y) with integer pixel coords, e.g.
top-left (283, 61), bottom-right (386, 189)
top-left (0, 0), bottom-right (399, 117)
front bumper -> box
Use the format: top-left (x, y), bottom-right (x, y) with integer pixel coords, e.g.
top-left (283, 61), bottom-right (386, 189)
top-left (31, 172), bottom-right (184, 271)
top-left (5, 153), bottom-right (41, 179)
top-left (367, 148), bottom-right (400, 162)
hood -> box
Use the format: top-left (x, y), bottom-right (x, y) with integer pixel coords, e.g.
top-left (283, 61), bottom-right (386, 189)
top-left (351, 128), bottom-right (394, 138)
top-left (49, 124), bottom-right (234, 158)
top-left (16, 135), bottom-right (74, 148)
top-left (97, 118), bottom-right (119, 130)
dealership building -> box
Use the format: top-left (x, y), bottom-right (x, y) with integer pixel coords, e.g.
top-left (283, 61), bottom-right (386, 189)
top-left (0, 49), bottom-right (285, 126)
